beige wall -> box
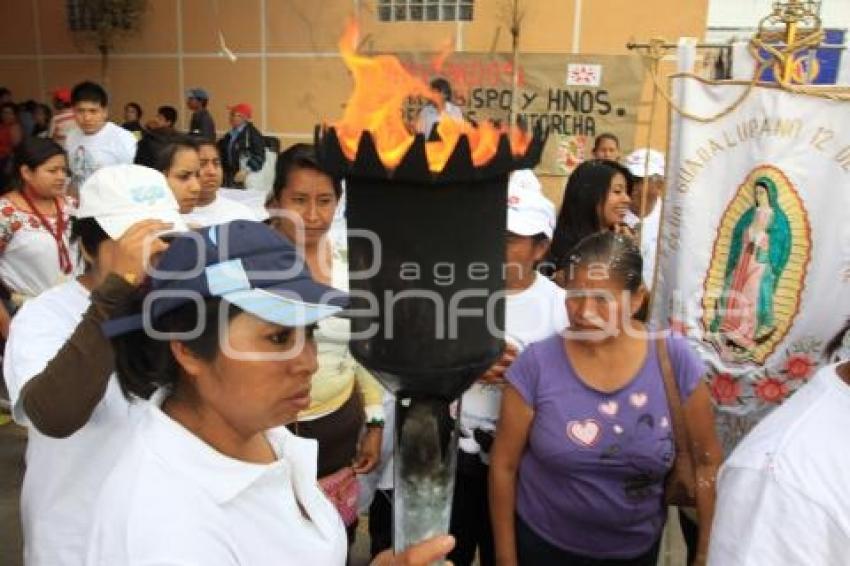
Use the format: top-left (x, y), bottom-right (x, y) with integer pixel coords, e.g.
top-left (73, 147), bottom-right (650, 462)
top-left (0, 0), bottom-right (708, 161)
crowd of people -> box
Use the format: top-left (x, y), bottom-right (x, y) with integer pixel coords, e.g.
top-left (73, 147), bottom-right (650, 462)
top-left (0, 76), bottom-right (847, 566)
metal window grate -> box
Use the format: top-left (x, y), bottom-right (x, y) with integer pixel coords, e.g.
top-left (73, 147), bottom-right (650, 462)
top-left (66, 0), bottom-right (135, 32)
top-left (378, 0), bottom-right (474, 22)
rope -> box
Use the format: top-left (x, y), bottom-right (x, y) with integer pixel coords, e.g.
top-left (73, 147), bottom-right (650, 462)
top-left (640, 27), bottom-right (850, 125)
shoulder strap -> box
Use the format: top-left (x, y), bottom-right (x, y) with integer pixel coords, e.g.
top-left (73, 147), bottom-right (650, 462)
top-left (655, 337), bottom-right (691, 455)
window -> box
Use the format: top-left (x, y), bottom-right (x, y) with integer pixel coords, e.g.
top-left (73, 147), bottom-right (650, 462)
top-left (66, 0), bottom-right (135, 32)
top-left (378, 0), bottom-right (474, 23)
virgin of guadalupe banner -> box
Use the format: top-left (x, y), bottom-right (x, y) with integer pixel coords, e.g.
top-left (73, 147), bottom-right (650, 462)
top-left (652, 76), bottom-right (850, 451)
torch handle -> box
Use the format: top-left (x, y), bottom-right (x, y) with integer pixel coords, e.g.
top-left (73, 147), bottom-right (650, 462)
top-left (393, 396), bottom-right (460, 563)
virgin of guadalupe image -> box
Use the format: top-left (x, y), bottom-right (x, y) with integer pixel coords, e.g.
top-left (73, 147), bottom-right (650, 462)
top-left (709, 177), bottom-right (791, 357)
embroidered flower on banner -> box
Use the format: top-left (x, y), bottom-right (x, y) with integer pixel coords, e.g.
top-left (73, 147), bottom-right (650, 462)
top-left (709, 372), bottom-right (741, 406)
top-left (784, 353), bottom-right (816, 381)
top-left (754, 377), bottom-right (789, 404)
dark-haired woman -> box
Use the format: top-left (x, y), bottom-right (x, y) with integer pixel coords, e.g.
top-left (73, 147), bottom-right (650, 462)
top-left (0, 138), bottom-right (75, 338)
top-left (134, 130), bottom-right (202, 214)
top-left (592, 132), bottom-right (620, 161)
top-left (2, 164), bottom-right (186, 566)
top-left (548, 159), bottom-right (635, 276)
top-left (268, 143), bottom-right (385, 545)
top-left (490, 232), bottom-right (721, 566)
top-left (87, 220), bottom-right (453, 565)
top-left (709, 319), bottom-right (850, 565)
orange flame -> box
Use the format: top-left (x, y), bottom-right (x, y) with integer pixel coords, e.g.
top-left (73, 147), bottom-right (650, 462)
top-left (334, 20), bottom-right (531, 173)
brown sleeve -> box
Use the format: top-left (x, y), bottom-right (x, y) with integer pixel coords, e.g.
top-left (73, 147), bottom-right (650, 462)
top-left (18, 274), bottom-right (137, 438)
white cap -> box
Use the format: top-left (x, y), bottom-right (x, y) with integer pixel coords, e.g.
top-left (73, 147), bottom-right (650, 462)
top-left (75, 164), bottom-right (189, 239)
top-left (507, 170), bottom-right (555, 239)
top-left (624, 148), bottom-right (666, 178)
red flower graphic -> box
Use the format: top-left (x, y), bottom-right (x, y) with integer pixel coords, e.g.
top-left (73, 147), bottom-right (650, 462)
top-left (10, 220), bottom-right (22, 232)
top-left (785, 353), bottom-right (815, 380)
top-left (28, 217), bottom-right (40, 229)
top-left (709, 373), bottom-right (741, 405)
top-left (1, 206), bottom-right (14, 217)
top-left (754, 377), bottom-right (788, 404)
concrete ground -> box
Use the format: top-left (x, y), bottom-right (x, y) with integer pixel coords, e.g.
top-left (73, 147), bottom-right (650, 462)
top-left (1, 421), bottom-right (685, 566)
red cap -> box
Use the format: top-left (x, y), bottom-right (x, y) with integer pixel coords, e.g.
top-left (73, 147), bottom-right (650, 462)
top-left (52, 87), bottom-right (71, 104)
top-left (227, 103), bottom-right (252, 120)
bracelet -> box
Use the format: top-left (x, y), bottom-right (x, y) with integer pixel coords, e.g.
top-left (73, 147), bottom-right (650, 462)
top-left (366, 418), bottom-right (385, 428)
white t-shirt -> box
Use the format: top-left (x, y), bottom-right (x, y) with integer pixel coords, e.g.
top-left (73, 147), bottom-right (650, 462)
top-left (85, 390), bottom-right (348, 566)
top-left (65, 122), bottom-right (137, 189)
top-left (708, 364), bottom-right (850, 566)
top-left (3, 280), bottom-right (139, 566)
top-left (459, 273), bottom-right (568, 458)
top-left (639, 200), bottom-right (661, 288)
top-left (183, 192), bottom-right (263, 228)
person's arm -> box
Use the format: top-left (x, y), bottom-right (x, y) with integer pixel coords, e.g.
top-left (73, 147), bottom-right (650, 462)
top-left (352, 365), bottom-right (385, 474)
top-left (201, 112), bottom-right (216, 141)
top-left (16, 275), bottom-right (136, 437)
top-left (684, 382), bottom-right (724, 565)
top-left (245, 125), bottom-right (266, 172)
top-left (489, 385), bottom-right (534, 566)
top-left (12, 220), bottom-right (171, 438)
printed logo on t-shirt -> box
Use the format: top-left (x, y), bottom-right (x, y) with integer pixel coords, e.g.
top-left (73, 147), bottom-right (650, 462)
top-left (71, 146), bottom-right (97, 188)
top-left (566, 419), bottom-right (602, 447)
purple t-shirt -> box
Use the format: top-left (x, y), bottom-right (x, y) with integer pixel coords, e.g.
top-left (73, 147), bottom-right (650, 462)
top-left (506, 333), bottom-right (704, 559)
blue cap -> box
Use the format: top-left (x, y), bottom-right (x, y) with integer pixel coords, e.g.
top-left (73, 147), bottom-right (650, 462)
top-left (104, 221), bottom-right (347, 337)
top-left (186, 88), bottom-right (209, 101)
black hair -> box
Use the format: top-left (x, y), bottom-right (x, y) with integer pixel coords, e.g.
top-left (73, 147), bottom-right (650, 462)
top-left (34, 103), bottom-right (52, 121)
top-left (193, 135), bottom-right (218, 151)
top-left (71, 81), bottom-right (108, 107)
top-left (826, 318), bottom-right (850, 361)
top-left (549, 159), bottom-right (634, 267)
top-left (272, 143), bottom-right (342, 202)
top-left (13, 136), bottom-right (65, 170)
top-left (157, 105), bottom-right (178, 126)
top-left (125, 102), bottom-right (143, 119)
top-left (564, 231), bottom-right (643, 293)
top-left (111, 298), bottom-right (241, 399)
top-left (70, 217), bottom-right (110, 267)
top-left (430, 77), bottom-right (452, 101)
top-left (0, 87), bottom-right (10, 99)
top-left (0, 102), bottom-right (18, 116)
top-left (134, 130), bottom-right (199, 173)
top-left (21, 99), bottom-right (38, 113)
top-left (593, 133), bottom-right (620, 151)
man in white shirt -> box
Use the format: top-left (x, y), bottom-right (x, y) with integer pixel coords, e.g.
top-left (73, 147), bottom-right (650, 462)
top-left (624, 148), bottom-right (665, 288)
top-left (415, 77), bottom-right (464, 139)
top-left (449, 170), bottom-right (568, 566)
top-left (183, 141), bottom-right (267, 227)
top-left (65, 81), bottom-right (137, 193)
top-left (709, 334), bottom-right (850, 566)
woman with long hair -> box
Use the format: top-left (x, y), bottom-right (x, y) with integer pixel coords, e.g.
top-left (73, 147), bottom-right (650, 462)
top-left (547, 159), bottom-right (634, 277)
top-left (0, 138), bottom-right (74, 337)
top-left (134, 130), bottom-right (202, 214)
top-left (267, 143), bottom-right (385, 547)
